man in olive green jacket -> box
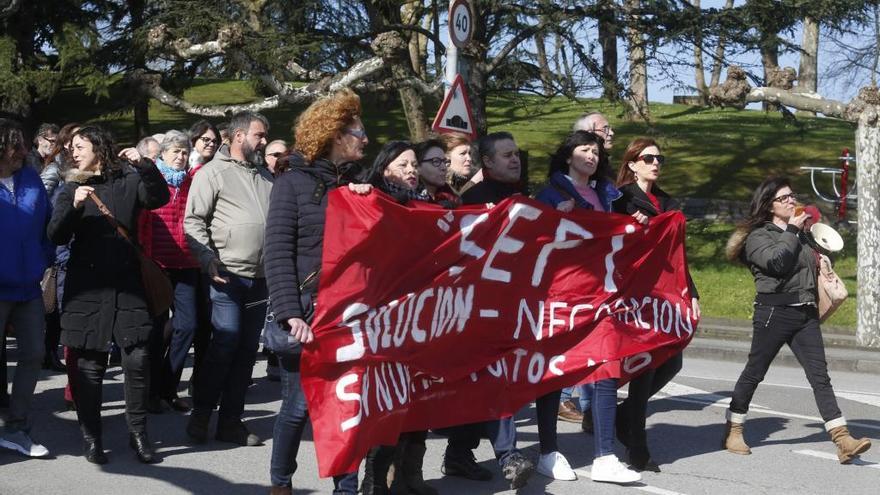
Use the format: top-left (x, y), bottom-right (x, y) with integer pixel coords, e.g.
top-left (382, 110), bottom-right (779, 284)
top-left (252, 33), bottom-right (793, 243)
top-left (183, 111), bottom-right (273, 447)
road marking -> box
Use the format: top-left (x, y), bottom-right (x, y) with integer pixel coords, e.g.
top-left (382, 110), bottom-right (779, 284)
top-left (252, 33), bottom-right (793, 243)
top-left (793, 449), bottom-right (879, 467)
top-left (678, 372), bottom-right (880, 402)
top-left (572, 469), bottom-right (689, 494)
top-left (657, 382), bottom-right (880, 433)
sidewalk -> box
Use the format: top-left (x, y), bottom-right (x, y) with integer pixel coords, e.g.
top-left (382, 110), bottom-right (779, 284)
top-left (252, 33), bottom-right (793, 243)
top-left (688, 317), bottom-right (880, 374)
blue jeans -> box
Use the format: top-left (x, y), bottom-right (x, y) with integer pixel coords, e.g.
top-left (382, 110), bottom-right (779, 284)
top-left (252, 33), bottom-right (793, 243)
top-left (193, 274), bottom-right (267, 422)
top-left (270, 353), bottom-right (309, 487)
top-left (149, 269), bottom-right (199, 399)
top-left (560, 384), bottom-right (592, 412)
top-left (592, 378), bottom-right (619, 457)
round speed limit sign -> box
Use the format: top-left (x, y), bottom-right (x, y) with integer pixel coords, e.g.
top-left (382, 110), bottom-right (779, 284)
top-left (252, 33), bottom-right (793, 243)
top-left (449, 0), bottom-right (474, 48)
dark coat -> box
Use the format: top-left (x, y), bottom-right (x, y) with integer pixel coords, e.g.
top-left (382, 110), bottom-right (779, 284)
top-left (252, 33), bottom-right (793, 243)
top-left (264, 157), bottom-right (361, 330)
top-left (744, 223), bottom-right (817, 305)
top-left (460, 177), bottom-right (525, 205)
top-left (612, 182), bottom-right (699, 299)
top-left (612, 182), bottom-right (679, 217)
top-left (47, 160), bottom-right (170, 351)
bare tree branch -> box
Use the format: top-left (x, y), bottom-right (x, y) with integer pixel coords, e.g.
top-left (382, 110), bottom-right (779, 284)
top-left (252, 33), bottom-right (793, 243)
top-left (129, 56), bottom-right (388, 117)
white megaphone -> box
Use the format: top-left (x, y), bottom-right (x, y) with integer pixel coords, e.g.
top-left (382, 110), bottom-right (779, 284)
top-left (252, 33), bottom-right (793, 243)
top-left (809, 222), bottom-right (844, 253)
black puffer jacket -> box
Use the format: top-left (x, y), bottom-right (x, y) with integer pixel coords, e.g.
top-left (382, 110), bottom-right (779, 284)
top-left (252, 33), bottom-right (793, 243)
top-left (744, 222), bottom-right (817, 305)
top-left (264, 157), bottom-right (361, 329)
top-left (47, 160), bottom-right (170, 350)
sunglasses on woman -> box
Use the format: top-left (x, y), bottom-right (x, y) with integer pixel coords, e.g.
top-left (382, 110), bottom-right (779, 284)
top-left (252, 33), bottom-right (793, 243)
top-left (638, 153), bottom-right (665, 165)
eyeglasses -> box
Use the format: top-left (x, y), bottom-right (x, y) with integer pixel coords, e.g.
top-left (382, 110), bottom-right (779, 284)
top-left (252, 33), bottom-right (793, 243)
top-left (345, 128), bottom-right (368, 139)
top-left (198, 136), bottom-right (219, 144)
top-left (773, 193), bottom-right (798, 203)
top-left (266, 152), bottom-right (285, 158)
top-left (638, 153), bottom-right (665, 165)
top-left (593, 125), bottom-right (612, 135)
top-left (420, 157), bottom-right (451, 169)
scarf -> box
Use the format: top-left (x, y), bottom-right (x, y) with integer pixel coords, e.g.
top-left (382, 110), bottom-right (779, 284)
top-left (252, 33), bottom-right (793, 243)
top-left (381, 179), bottom-right (431, 203)
top-left (157, 159), bottom-right (187, 187)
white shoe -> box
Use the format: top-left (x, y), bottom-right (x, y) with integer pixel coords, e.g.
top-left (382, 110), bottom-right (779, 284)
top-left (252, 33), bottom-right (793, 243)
top-left (0, 430), bottom-right (50, 458)
top-left (537, 451), bottom-right (577, 481)
top-left (590, 454), bottom-right (641, 484)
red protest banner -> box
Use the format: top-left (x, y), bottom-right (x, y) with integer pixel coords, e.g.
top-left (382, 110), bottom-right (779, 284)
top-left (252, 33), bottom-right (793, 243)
top-left (301, 189), bottom-right (698, 477)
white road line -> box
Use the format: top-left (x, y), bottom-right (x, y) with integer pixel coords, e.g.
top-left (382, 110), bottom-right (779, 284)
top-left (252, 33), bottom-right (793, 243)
top-left (657, 382), bottom-right (880, 433)
top-left (572, 469), bottom-right (689, 495)
top-left (677, 372), bottom-right (880, 399)
top-left (793, 449), bottom-right (879, 467)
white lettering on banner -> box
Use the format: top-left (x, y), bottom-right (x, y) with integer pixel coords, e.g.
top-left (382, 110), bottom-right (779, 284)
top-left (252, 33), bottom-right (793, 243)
top-left (337, 373), bottom-right (362, 432)
top-left (450, 213), bottom-right (490, 276)
top-left (482, 203), bottom-right (542, 283)
top-left (336, 286), bottom-right (475, 362)
top-left (548, 355), bottom-right (565, 375)
top-left (514, 299), bottom-right (544, 340)
top-left (336, 303), bottom-right (370, 362)
top-left (548, 302), bottom-right (567, 337)
top-left (532, 218), bottom-right (594, 287)
top-left (623, 352), bottom-right (652, 374)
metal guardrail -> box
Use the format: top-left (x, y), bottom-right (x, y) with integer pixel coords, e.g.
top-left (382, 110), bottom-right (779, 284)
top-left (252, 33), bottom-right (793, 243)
top-left (799, 151), bottom-right (857, 224)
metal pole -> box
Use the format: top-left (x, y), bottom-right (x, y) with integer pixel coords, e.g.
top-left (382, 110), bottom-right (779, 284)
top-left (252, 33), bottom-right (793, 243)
top-left (445, 42), bottom-right (458, 96)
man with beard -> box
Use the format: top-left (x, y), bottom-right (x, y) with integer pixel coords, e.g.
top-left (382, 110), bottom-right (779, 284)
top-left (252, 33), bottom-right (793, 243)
top-left (183, 111), bottom-right (273, 447)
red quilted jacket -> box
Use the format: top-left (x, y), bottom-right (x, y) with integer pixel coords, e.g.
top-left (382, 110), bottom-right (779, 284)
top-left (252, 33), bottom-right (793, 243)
top-left (139, 166), bottom-right (201, 270)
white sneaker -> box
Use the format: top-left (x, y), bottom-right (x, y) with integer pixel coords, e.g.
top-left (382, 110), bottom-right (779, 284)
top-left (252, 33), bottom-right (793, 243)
top-left (590, 454), bottom-right (641, 484)
top-left (537, 451), bottom-right (577, 481)
top-left (0, 430), bottom-right (50, 458)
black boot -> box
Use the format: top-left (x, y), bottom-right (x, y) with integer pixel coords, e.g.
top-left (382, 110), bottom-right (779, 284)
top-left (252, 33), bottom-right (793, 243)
top-left (83, 437), bottom-right (108, 465)
top-left (130, 432), bottom-right (157, 464)
top-left (362, 446), bottom-right (395, 495)
top-left (390, 438), bottom-right (438, 495)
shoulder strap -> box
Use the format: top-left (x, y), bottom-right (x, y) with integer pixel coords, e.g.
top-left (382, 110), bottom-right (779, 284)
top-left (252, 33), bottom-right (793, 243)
top-left (89, 193), bottom-right (137, 248)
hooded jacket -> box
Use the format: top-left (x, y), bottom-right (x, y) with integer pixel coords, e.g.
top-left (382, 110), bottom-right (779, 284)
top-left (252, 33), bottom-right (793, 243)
top-left (47, 160), bottom-right (170, 350)
top-left (744, 222), bottom-right (817, 305)
top-left (138, 160), bottom-right (200, 270)
top-left (183, 149), bottom-right (274, 279)
top-left (264, 157), bottom-right (360, 325)
top-left (0, 165), bottom-right (54, 301)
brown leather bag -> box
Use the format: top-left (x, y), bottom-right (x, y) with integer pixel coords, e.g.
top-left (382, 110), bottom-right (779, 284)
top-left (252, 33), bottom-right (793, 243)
top-left (41, 266), bottom-right (58, 313)
top-left (89, 194), bottom-right (173, 318)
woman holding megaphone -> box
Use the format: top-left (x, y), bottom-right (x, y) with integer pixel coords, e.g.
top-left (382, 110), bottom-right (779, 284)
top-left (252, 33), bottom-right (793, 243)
top-left (723, 177), bottom-right (870, 463)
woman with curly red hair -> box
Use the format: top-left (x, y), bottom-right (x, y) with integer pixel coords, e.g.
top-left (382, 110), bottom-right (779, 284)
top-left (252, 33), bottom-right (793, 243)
top-left (264, 88), bottom-right (367, 495)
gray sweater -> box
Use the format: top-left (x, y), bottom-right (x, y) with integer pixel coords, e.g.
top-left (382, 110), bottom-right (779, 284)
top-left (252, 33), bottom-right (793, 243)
top-left (744, 222), bottom-right (817, 305)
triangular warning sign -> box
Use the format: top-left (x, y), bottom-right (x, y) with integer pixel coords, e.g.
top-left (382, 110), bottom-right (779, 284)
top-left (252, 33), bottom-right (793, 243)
top-left (432, 74), bottom-right (477, 139)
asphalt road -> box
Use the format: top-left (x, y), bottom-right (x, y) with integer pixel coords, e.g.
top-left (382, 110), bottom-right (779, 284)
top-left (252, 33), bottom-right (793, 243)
top-left (1, 349), bottom-right (878, 495)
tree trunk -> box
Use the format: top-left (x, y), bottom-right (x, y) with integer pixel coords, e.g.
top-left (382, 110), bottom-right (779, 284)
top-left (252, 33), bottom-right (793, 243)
top-left (856, 108), bottom-right (880, 347)
top-left (760, 38), bottom-right (779, 111)
top-left (402, 1), bottom-right (427, 79)
top-left (690, 0), bottom-right (708, 105)
top-left (709, 0), bottom-right (734, 87)
top-left (796, 16), bottom-right (819, 117)
top-left (598, 0), bottom-right (618, 101)
top-left (128, 0), bottom-right (150, 138)
top-left (625, 0), bottom-right (649, 120)
top-left (432, 0), bottom-right (442, 77)
top-left (535, 31), bottom-right (554, 97)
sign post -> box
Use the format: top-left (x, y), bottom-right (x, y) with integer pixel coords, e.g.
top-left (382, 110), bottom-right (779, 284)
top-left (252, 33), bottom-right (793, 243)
top-left (435, 0), bottom-right (476, 137)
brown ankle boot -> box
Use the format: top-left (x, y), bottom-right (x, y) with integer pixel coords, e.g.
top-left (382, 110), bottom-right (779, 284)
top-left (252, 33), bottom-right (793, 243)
top-left (828, 425), bottom-right (871, 464)
top-left (722, 411), bottom-right (751, 455)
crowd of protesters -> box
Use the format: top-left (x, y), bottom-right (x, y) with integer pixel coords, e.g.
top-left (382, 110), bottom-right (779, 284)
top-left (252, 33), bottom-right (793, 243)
top-left (0, 86), bottom-right (871, 494)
